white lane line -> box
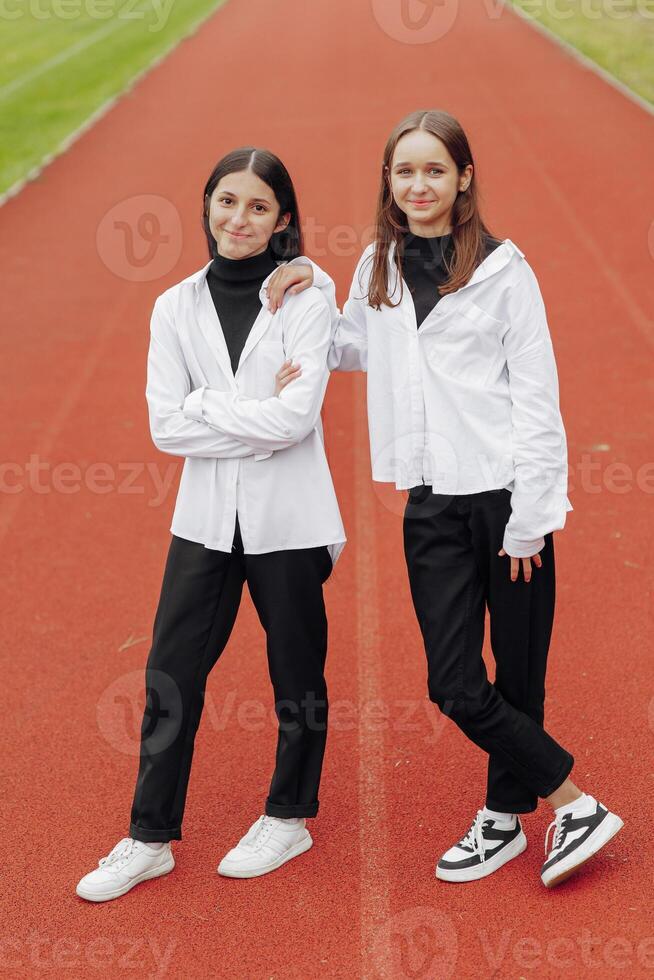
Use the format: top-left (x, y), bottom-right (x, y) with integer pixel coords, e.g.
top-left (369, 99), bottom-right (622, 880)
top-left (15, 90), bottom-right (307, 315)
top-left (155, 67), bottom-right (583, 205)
top-left (355, 372), bottom-right (391, 978)
top-left (0, 1), bottom-right (227, 207)
top-left (0, 8), bottom-right (140, 103)
top-left (508, 1), bottom-right (654, 117)
top-left (0, 288), bottom-right (133, 547)
top-left (477, 74), bottom-right (654, 350)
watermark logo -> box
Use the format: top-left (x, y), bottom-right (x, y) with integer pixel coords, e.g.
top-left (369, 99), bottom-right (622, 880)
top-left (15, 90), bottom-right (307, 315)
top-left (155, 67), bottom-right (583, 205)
top-left (371, 428), bottom-right (461, 518)
top-left (370, 906), bottom-right (458, 979)
top-left (0, 0), bottom-right (176, 32)
top-left (96, 667), bottom-right (182, 757)
top-left (371, 0), bottom-right (460, 44)
top-left (96, 194), bottom-right (182, 281)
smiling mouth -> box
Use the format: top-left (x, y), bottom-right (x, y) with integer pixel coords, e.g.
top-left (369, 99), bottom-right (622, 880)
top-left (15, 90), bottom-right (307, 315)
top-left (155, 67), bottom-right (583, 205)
top-left (225, 230), bottom-right (249, 239)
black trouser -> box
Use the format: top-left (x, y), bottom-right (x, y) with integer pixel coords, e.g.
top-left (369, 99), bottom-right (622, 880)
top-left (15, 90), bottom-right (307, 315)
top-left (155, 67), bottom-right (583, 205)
top-left (129, 517), bottom-right (333, 842)
top-left (403, 486), bottom-right (574, 813)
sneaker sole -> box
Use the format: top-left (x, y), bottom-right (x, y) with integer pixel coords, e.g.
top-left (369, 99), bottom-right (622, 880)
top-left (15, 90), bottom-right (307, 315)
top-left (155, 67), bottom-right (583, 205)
top-left (436, 830), bottom-right (527, 883)
top-left (217, 833), bottom-right (313, 879)
top-left (75, 855), bottom-right (175, 902)
top-left (541, 813), bottom-right (624, 888)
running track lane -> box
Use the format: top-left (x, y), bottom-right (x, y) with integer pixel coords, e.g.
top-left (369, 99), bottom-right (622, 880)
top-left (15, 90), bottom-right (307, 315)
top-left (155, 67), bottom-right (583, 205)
top-left (1, 0), bottom-right (653, 977)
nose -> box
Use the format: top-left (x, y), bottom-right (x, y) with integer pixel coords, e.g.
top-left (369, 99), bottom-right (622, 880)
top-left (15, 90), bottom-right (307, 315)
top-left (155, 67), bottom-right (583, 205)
top-left (411, 173), bottom-right (427, 193)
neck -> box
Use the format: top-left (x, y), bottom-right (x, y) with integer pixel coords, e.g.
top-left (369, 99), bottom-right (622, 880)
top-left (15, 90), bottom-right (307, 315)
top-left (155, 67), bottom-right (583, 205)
top-left (406, 215), bottom-right (453, 237)
top-left (216, 242), bottom-right (269, 260)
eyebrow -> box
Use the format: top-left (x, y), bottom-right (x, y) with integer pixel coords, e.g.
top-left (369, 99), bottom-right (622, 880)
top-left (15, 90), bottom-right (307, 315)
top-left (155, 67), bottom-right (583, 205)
top-left (218, 190), bottom-right (273, 204)
top-left (393, 161), bottom-right (449, 168)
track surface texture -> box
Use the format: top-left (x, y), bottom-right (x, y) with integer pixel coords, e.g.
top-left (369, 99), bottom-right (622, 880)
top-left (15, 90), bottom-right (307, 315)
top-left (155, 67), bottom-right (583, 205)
top-left (2, 0), bottom-right (653, 977)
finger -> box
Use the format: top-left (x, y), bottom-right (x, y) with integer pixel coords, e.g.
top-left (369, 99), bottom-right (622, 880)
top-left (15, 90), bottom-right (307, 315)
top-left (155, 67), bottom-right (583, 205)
top-left (280, 367), bottom-right (302, 383)
top-left (533, 553), bottom-right (542, 568)
top-left (510, 557), bottom-right (518, 582)
top-left (269, 280), bottom-right (289, 310)
top-left (278, 363), bottom-right (297, 380)
top-left (280, 370), bottom-right (302, 387)
top-left (522, 557), bottom-right (532, 583)
top-left (275, 360), bottom-right (292, 380)
top-left (498, 548), bottom-right (505, 557)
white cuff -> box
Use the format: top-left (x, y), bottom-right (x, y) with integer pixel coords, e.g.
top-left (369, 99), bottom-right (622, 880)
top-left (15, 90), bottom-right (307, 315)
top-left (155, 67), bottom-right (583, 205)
top-left (182, 387), bottom-right (205, 422)
top-left (502, 531), bottom-right (546, 559)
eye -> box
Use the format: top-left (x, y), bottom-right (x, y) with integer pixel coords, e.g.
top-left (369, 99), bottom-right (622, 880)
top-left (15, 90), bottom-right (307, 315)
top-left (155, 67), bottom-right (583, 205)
top-left (252, 204), bottom-right (268, 213)
top-left (219, 196), bottom-right (233, 205)
top-left (429, 168), bottom-right (444, 176)
top-left (398, 169), bottom-right (412, 176)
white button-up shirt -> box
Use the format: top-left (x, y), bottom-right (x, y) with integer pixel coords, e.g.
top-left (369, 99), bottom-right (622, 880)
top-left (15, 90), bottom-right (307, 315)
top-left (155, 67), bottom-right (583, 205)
top-left (146, 260), bottom-right (346, 563)
top-left (303, 240), bottom-right (572, 558)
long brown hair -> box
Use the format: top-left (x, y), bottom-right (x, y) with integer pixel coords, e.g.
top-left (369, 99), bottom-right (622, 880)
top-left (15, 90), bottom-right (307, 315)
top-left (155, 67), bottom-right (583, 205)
top-left (368, 109), bottom-right (497, 310)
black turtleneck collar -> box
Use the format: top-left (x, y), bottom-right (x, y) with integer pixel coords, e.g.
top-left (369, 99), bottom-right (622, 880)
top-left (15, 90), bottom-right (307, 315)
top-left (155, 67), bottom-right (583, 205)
top-left (209, 244), bottom-right (278, 283)
top-left (402, 231), bottom-right (454, 272)
top-left (399, 230), bottom-right (501, 328)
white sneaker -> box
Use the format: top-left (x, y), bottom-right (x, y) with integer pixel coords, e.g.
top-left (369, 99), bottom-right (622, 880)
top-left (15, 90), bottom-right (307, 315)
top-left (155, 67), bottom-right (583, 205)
top-left (436, 810), bottom-right (527, 882)
top-left (76, 837), bottom-right (174, 902)
top-left (217, 815), bottom-right (313, 879)
top-left (541, 796), bottom-right (624, 887)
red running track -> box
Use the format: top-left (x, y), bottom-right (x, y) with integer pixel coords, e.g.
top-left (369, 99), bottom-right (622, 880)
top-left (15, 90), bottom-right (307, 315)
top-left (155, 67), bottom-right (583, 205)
top-left (1, 0), bottom-right (653, 976)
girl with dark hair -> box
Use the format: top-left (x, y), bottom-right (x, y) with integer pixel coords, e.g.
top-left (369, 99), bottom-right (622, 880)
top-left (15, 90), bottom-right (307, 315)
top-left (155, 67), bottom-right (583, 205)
top-left (76, 147), bottom-right (345, 901)
top-left (268, 110), bottom-right (623, 888)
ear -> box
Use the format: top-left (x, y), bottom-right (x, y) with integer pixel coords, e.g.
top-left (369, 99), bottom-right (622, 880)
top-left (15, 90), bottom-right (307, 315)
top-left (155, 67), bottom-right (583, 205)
top-left (274, 211), bottom-right (291, 234)
top-left (459, 164), bottom-right (473, 193)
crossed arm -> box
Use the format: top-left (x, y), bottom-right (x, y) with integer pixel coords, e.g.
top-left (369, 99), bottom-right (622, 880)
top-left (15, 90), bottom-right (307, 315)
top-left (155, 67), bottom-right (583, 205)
top-left (147, 290), bottom-right (332, 461)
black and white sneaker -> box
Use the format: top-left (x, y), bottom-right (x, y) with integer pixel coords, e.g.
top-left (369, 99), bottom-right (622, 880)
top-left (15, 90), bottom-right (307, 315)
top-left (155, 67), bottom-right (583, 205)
top-left (435, 810), bottom-right (527, 882)
top-left (541, 795), bottom-right (623, 888)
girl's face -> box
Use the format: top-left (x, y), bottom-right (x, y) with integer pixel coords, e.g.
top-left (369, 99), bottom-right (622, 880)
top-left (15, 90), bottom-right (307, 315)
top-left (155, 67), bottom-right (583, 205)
top-left (389, 130), bottom-right (472, 236)
top-left (206, 169), bottom-right (290, 259)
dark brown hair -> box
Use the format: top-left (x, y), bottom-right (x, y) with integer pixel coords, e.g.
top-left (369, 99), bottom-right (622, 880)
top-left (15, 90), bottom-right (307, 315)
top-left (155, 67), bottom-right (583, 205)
top-left (368, 109), bottom-right (497, 310)
top-left (202, 147), bottom-right (303, 261)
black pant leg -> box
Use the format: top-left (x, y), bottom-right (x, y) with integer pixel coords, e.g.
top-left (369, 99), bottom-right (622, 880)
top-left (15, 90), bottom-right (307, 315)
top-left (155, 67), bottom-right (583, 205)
top-left (245, 544), bottom-right (332, 818)
top-left (403, 487), bottom-right (574, 804)
top-left (472, 490), bottom-right (559, 812)
top-left (129, 534), bottom-right (245, 842)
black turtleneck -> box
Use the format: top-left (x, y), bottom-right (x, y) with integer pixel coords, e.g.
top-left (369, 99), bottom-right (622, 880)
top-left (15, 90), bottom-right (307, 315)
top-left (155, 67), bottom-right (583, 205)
top-left (206, 245), bottom-right (278, 374)
top-left (401, 231), bottom-right (502, 327)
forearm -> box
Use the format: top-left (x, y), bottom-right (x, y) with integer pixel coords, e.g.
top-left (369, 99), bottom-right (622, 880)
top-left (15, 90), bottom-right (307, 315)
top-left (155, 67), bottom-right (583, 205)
top-left (148, 407), bottom-right (265, 460)
top-left (182, 384), bottom-right (323, 453)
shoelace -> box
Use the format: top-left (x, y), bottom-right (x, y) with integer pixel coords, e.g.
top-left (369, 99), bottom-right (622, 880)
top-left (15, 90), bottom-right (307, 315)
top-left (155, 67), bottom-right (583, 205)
top-left (243, 815), bottom-right (276, 853)
top-left (544, 813), bottom-right (570, 856)
top-left (458, 810), bottom-right (489, 864)
top-left (98, 837), bottom-right (138, 870)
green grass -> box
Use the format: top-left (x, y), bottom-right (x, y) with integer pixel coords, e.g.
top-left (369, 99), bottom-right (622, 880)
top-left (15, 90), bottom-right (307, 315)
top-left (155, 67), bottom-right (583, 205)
top-left (509, 0), bottom-right (654, 106)
top-left (0, 0), bottom-right (227, 196)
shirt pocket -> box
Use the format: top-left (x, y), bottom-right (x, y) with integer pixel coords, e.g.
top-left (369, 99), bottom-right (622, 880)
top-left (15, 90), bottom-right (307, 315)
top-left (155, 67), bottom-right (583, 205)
top-left (424, 299), bottom-right (504, 388)
top-left (255, 339), bottom-right (287, 399)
